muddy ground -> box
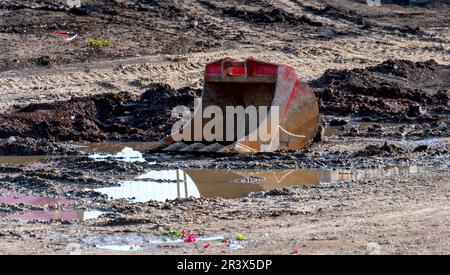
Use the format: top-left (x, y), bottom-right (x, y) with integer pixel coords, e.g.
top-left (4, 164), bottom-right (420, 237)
top-left (0, 0), bottom-right (449, 254)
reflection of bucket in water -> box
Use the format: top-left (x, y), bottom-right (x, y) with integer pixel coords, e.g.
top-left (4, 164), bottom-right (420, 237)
top-left (93, 165), bottom-right (427, 202)
top-left (186, 169), bottom-right (321, 199)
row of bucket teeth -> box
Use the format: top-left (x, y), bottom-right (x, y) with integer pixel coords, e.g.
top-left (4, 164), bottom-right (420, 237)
top-left (147, 141), bottom-right (228, 153)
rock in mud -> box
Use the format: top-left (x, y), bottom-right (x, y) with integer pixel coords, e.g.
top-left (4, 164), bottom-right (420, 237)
top-left (354, 142), bottom-right (406, 157)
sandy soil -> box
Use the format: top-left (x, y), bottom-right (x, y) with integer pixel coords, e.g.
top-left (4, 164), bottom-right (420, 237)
top-left (0, 0), bottom-right (449, 255)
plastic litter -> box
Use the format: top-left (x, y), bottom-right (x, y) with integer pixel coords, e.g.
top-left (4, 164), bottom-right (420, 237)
top-left (51, 31), bottom-right (78, 42)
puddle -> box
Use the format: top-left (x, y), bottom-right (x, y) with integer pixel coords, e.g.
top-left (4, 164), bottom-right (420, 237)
top-left (0, 156), bottom-right (60, 166)
top-left (0, 142), bottom-right (154, 166)
top-left (0, 190), bottom-right (75, 206)
top-left (84, 232), bottom-right (232, 252)
top-left (5, 210), bottom-right (104, 222)
top-left (0, 190), bottom-right (103, 222)
top-left (96, 245), bottom-right (143, 251)
top-left (93, 165), bottom-right (428, 201)
top-left (76, 142), bottom-right (155, 155)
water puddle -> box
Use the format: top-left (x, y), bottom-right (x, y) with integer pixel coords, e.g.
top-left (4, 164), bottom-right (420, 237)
top-left (0, 191), bottom-right (75, 206)
top-left (0, 156), bottom-right (60, 167)
top-left (76, 142), bottom-right (156, 155)
top-left (0, 190), bottom-right (103, 222)
top-left (93, 165), bottom-right (427, 201)
top-left (5, 210), bottom-right (104, 222)
top-left (84, 232), bottom-right (235, 252)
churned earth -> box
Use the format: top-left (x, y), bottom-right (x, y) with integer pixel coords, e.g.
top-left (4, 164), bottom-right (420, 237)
top-left (0, 0), bottom-right (449, 254)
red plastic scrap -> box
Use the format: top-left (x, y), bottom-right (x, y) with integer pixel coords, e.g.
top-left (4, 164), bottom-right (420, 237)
top-left (184, 234), bottom-right (197, 243)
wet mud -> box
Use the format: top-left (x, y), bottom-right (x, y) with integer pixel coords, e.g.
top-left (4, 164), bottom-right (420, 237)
top-left (311, 59), bottom-right (450, 122)
top-left (0, 0), bottom-right (449, 255)
top-left (0, 84), bottom-right (200, 142)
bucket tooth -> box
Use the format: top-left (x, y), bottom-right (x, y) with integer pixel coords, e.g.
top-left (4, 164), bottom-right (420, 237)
top-left (162, 142), bottom-right (188, 151)
top-left (147, 141), bottom-right (170, 151)
top-left (180, 142), bottom-right (207, 152)
top-left (198, 143), bottom-right (224, 152)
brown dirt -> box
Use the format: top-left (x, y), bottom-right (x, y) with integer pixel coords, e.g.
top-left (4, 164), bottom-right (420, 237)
top-left (0, 59), bottom-right (447, 143)
top-left (0, 84), bottom-right (200, 142)
top-left (0, 0), bottom-right (449, 255)
top-left (311, 59), bottom-right (450, 121)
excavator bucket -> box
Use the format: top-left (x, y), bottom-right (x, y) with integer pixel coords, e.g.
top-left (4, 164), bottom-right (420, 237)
top-left (151, 58), bottom-right (320, 153)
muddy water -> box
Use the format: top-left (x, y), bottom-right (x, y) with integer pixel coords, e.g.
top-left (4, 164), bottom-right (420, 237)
top-left (0, 190), bottom-right (103, 222)
top-left (5, 210), bottom-right (104, 222)
top-left (0, 156), bottom-right (60, 166)
top-left (94, 165), bottom-right (426, 201)
top-left (0, 142), bottom-right (431, 204)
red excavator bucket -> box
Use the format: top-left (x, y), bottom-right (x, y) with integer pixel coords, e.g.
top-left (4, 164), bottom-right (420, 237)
top-left (149, 58), bottom-right (320, 153)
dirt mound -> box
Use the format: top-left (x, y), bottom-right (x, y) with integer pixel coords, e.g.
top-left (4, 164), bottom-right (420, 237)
top-left (222, 6), bottom-right (322, 26)
top-left (0, 84), bottom-right (200, 142)
top-left (134, 84), bottom-right (200, 139)
top-left (310, 59), bottom-right (450, 121)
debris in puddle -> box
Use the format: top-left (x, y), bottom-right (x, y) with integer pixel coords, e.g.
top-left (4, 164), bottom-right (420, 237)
top-left (89, 147), bottom-right (146, 162)
top-left (184, 234), bottom-right (197, 243)
top-left (236, 234), bottom-right (247, 241)
top-left (50, 30), bottom-right (78, 42)
top-left (164, 229), bottom-right (184, 238)
top-left (84, 232), bottom-right (228, 252)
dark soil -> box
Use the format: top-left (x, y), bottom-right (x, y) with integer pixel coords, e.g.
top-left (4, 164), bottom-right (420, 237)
top-left (221, 6), bottom-right (323, 26)
top-left (0, 84), bottom-right (200, 142)
top-left (0, 137), bottom-right (76, 156)
top-left (310, 59), bottom-right (450, 122)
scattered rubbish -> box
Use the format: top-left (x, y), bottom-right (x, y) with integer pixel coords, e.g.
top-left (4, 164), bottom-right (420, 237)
top-left (184, 234), bottom-right (197, 243)
top-left (236, 234), bottom-right (247, 241)
top-left (293, 248), bottom-right (300, 255)
top-left (203, 243), bottom-right (210, 249)
top-left (164, 229), bottom-right (183, 238)
top-left (51, 31), bottom-right (78, 42)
